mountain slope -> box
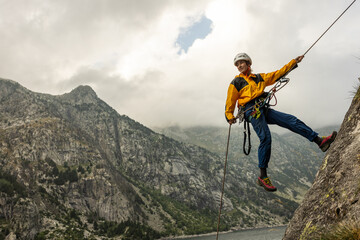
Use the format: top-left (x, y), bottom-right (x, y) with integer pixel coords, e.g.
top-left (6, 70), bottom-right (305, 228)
top-left (154, 124), bottom-right (338, 204)
top-left (0, 79), bottom-right (154, 239)
top-left (0, 78), bottom-right (328, 239)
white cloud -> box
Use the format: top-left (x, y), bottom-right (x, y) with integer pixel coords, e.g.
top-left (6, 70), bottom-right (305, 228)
top-left (0, 0), bottom-right (359, 130)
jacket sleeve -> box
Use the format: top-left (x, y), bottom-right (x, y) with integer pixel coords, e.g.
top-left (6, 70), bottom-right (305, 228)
top-left (225, 83), bottom-right (239, 122)
top-left (261, 59), bottom-right (298, 86)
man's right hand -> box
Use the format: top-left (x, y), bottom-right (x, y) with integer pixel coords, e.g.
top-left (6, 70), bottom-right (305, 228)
top-left (228, 118), bottom-right (237, 125)
top-left (295, 55), bottom-right (304, 63)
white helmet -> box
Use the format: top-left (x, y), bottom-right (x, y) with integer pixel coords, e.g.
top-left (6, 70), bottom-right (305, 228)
top-left (233, 53), bottom-right (252, 66)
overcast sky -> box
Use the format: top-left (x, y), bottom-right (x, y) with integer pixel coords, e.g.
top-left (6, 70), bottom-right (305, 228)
top-left (1, 0), bottom-right (359, 131)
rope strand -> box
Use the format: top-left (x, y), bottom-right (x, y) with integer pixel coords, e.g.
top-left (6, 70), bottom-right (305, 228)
top-left (303, 0), bottom-right (357, 56)
top-left (216, 124), bottom-right (231, 240)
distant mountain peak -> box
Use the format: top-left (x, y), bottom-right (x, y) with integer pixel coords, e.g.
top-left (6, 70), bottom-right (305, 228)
top-left (60, 85), bottom-right (98, 104)
top-left (0, 78), bottom-right (98, 105)
top-left (71, 85), bottom-right (96, 95)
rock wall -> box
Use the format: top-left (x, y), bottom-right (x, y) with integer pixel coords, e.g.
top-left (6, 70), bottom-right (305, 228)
top-left (283, 88), bottom-right (360, 239)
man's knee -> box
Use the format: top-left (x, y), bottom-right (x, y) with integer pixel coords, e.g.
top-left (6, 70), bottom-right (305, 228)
top-left (258, 130), bottom-right (272, 146)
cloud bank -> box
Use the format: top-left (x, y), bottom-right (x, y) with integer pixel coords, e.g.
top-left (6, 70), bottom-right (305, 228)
top-left (1, 0), bottom-right (359, 130)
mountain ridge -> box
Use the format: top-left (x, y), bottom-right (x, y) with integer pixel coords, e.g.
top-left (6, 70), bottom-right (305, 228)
top-left (0, 77), bottom-right (340, 239)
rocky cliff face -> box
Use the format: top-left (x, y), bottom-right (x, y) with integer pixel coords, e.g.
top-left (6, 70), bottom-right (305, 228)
top-left (283, 87), bottom-right (360, 239)
top-left (0, 79), bottom-right (149, 239)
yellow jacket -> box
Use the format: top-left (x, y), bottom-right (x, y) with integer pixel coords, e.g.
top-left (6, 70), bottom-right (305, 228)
top-left (225, 59), bottom-right (298, 121)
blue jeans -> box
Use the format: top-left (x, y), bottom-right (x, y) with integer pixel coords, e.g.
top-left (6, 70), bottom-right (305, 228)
top-left (244, 101), bottom-right (318, 169)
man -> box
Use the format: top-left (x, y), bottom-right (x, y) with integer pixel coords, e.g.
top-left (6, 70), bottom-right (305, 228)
top-left (225, 53), bottom-right (337, 192)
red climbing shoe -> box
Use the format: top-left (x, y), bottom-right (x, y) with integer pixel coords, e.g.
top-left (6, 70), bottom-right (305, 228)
top-left (257, 177), bottom-right (277, 192)
top-left (319, 131), bottom-right (337, 152)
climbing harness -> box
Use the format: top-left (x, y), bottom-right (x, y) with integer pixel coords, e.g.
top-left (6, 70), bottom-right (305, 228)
top-left (236, 77), bottom-right (290, 124)
top-left (216, 1), bottom-right (357, 238)
top-left (238, 77), bottom-right (290, 155)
